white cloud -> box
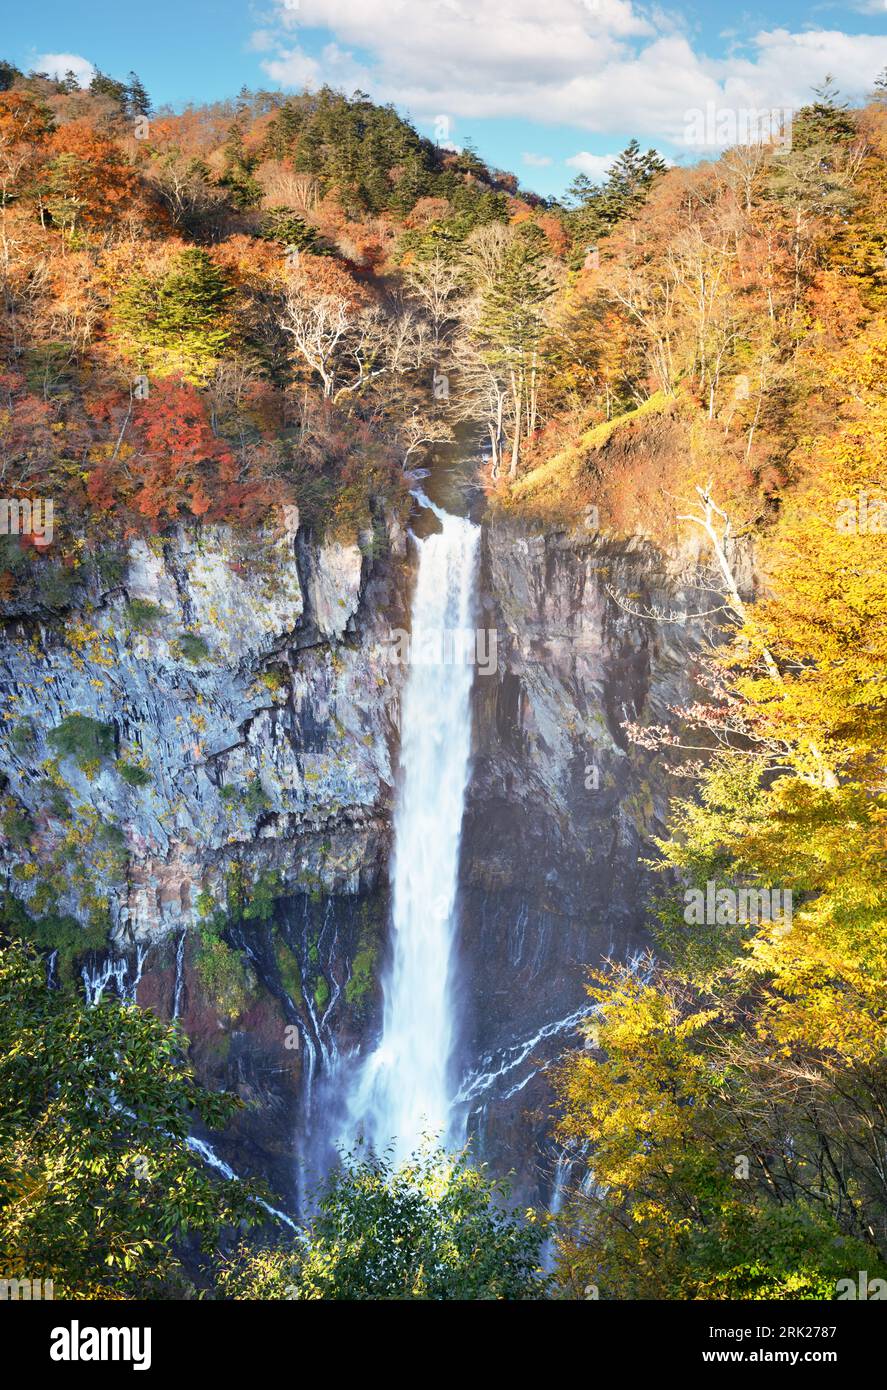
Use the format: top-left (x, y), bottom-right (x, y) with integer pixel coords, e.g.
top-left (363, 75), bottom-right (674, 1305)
top-left (247, 29), bottom-right (277, 53)
top-left (253, 1), bottom-right (887, 147)
top-left (565, 151), bottom-right (618, 179)
top-left (263, 40), bottom-right (369, 92)
top-left (522, 152), bottom-right (553, 166)
top-left (33, 52), bottom-right (95, 87)
top-left (262, 48), bottom-right (322, 88)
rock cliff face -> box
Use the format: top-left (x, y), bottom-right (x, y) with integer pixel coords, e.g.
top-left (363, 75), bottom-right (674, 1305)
top-left (1, 515), bottom-right (407, 934)
top-left (0, 513), bottom-right (408, 1205)
top-left (453, 514), bottom-right (744, 1201)
top-left (1, 500), bottom-right (743, 1212)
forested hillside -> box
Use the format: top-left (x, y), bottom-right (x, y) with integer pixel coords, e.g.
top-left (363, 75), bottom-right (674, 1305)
top-left (1, 57), bottom-right (886, 1301)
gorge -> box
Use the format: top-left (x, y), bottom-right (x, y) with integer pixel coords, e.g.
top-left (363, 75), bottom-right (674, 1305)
top-left (0, 440), bottom-right (726, 1213)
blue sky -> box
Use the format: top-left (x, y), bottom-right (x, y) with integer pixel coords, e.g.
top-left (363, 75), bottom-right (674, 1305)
top-left (7, 0), bottom-right (887, 197)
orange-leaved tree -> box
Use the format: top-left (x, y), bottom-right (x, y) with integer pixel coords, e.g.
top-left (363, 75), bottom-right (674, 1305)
top-left (42, 120), bottom-right (142, 235)
top-left (86, 377), bottom-right (275, 529)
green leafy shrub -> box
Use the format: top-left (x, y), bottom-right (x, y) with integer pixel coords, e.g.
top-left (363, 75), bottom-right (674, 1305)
top-left (117, 760), bottom-right (152, 787)
top-left (125, 599), bottom-right (166, 632)
top-left (38, 778), bottom-right (70, 819)
top-left (176, 632), bottom-right (211, 663)
top-left (242, 869), bottom-right (283, 923)
top-left (0, 893), bottom-right (108, 983)
top-left (194, 919), bottom-right (255, 1022)
top-left (47, 714), bottom-right (115, 770)
top-left (0, 534), bottom-right (31, 582)
top-left (8, 719), bottom-right (35, 755)
top-left (37, 563), bottom-right (80, 611)
top-left (257, 665), bottom-right (288, 696)
top-left (242, 777), bottom-right (271, 818)
top-left (2, 801), bottom-right (35, 847)
top-left (195, 888), bottom-right (217, 918)
top-left (95, 822), bottom-right (127, 879)
top-left (274, 933), bottom-right (303, 1007)
top-left (216, 1144), bottom-right (548, 1300)
top-left (94, 548), bottom-right (127, 588)
top-left (344, 939), bottom-right (378, 1007)
top-left (218, 779), bottom-right (271, 819)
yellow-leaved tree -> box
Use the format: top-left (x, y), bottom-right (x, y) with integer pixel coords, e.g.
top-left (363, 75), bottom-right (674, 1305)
top-left (553, 322), bottom-right (887, 1299)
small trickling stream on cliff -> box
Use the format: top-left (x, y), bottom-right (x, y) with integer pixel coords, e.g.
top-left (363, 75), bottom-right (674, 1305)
top-left (345, 491), bottom-right (480, 1163)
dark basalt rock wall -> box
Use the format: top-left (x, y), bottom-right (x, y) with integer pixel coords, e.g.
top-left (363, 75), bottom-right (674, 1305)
top-left (452, 515), bottom-right (729, 1202)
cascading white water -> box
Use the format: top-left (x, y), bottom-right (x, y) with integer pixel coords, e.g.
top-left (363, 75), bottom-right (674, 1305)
top-left (346, 496), bottom-right (480, 1165)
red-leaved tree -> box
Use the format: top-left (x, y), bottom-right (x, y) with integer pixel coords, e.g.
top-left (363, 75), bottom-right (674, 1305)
top-left (87, 378), bottom-right (276, 530)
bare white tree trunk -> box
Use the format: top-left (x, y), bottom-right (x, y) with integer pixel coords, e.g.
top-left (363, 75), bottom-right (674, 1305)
top-left (679, 484), bottom-right (837, 787)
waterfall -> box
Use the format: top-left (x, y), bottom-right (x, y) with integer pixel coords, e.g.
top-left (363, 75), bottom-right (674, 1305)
top-left (172, 930), bottom-right (186, 1019)
top-left (81, 953), bottom-right (129, 1006)
top-left (80, 945), bottom-right (148, 1007)
top-left (346, 497), bottom-right (480, 1165)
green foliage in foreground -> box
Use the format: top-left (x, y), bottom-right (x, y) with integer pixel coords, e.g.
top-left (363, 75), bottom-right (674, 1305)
top-left (0, 938), bottom-right (266, 1297)
top-left (217, 1144), bottom-right (548, 1301)
top-left (0, 929), bottom-right (546, 1301)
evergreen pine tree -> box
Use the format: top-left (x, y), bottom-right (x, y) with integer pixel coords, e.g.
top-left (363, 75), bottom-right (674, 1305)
top-left (126, 71), bottom-right (151, 118)
top-left (565, 140), bottom-right (666, 257)
top-left (89, 69), bottom-right (129, 108)
top-left (0, 60), bottom-right (22, 92)
top-left (477, 223), bottom-right (554, 475)
top-left (259, 207), bottom-right (327, 253)
top-left (114, 248), bottom-right (233, 381)
top-left (791, 74), bottom-right (858, 149)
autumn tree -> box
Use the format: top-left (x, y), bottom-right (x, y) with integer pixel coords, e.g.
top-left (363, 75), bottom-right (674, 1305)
top-left (41, 119), bottom-right (140, 236)
top-left (0, 90), bottom-right (52, 207)
top-left (86, 376), bottom-right (272, 528)
top-left (553, 318), bottom-right (887, 1301)
top-left (280, 253), bottom-right (431, 403)
top-left (553, 952), bottom-right (887, 1299)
